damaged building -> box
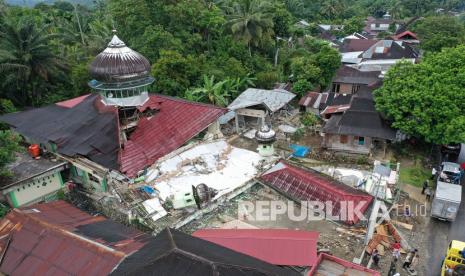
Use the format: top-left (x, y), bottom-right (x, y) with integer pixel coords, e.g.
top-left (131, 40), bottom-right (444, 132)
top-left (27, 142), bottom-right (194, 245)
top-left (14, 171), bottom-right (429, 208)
top-left (0, 35), bottom-right (231, 224)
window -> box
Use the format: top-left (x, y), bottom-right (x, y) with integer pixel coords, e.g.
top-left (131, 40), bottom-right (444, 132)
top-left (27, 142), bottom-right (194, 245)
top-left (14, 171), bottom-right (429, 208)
top-left (332, 83), bottom-right (340, 93)
top-left (358, 137), bottom-right (365, 145)
top-left (88, 173), bottom-right (100, 183)
top-left (340, 135), bottom-right (348, 144)
top-left (351, 85), bottom-right (360, 93)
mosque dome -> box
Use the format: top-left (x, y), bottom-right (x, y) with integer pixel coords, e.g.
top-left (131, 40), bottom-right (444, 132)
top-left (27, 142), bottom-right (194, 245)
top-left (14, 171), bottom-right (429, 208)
top-left (89, 34), bottom-right (151, 83)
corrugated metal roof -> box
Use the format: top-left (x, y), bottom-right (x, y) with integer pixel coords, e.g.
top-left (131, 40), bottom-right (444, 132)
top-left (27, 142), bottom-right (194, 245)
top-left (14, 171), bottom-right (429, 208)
top-left (0, 94), bottom-right (226, 178)
top-left (298, 92), bottom-right (320, 107)
top-left (228, 88), bottom-right (295, 112)
top-left (192, 229), bottom-right (319, 267)
top-left (0, 201), bottom-right (150, 276)
top-left (309, 253), bottom-right (381, 276)
top-left (111, 228), bottom-right (300, 276)
top-left (260, 161), bottom-right (373, 225)
top-left (120, 95), bottom-right (226, 177)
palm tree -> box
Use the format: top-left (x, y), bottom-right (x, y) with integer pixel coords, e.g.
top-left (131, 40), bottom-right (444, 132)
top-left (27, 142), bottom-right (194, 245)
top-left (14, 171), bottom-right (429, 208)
top-left (321, 0), bottom-right (345, 20)
top-left (0, 19), bottom-right (67, 106)
top-left (389, 0), bottom-right (405, 19)
top-left (226, 0), bottom-right (274, 55)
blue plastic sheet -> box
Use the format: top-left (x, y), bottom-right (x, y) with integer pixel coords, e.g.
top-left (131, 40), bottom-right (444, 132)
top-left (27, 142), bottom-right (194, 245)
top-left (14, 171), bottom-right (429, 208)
top-left (290, 144), bottom-right (310, 157)
top-left (141, 185), bottom-right (156, 195)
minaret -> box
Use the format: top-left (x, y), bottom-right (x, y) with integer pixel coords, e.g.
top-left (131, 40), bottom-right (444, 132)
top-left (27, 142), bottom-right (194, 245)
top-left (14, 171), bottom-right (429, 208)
top-left (88, 31), bottom-right (154, 107)
top-left (255, 123), bottom-right (276, 157)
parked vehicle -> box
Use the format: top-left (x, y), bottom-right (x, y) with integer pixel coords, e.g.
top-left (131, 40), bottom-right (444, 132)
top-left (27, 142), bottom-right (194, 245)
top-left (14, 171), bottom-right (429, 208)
top-left (439, 162), bottom-right (462, 185)
top-left (441, 240), bottom-right (465, 276)
top-left (431, 181), bottom-right (462, 221)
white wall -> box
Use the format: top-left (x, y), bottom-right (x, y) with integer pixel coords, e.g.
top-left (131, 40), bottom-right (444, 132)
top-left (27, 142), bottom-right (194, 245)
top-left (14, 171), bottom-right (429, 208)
top-left (10, 173), bottom-right (63, 207)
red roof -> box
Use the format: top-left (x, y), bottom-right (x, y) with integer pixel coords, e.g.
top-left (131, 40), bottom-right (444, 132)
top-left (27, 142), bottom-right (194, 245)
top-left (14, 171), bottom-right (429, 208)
top-left (393, 30), bottom-right (418, 40)
top-left (260, 161), bottom-right (373, 225)
top-left (192, 229), bottom-right (319, 267)
top-left (120, 95), bottom-right (226, 177)
top-left (56, 94), bottom-right (91, 108)
top-left (308, 253), bottom-right (381, 276)
top-left (0, 201), bottom-right (150, 276)
top-left (298, 92), bottom-right (320, 107)
top-left (320, 104), bottom-right (350, 115)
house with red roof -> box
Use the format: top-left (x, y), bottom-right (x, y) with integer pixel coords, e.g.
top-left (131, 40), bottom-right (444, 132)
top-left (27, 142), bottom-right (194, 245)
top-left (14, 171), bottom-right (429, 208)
top-left (0, 201), bottom-right (296, 276)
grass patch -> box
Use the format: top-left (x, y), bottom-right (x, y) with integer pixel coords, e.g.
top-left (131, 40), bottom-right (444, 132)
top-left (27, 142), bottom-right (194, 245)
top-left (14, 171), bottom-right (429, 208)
top-left (399, 163), bottom-right (430, 187)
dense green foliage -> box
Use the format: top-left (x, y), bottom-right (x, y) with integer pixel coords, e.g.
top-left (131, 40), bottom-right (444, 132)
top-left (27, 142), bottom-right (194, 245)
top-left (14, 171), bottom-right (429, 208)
top-left (412, 16), bottom-right (465, 52)
top-left (1, 0), bottom-right (464, 110)
top-left (0, 130), bottom-right (21, 176)
top-left (374, 46), bottom-right (465, 144)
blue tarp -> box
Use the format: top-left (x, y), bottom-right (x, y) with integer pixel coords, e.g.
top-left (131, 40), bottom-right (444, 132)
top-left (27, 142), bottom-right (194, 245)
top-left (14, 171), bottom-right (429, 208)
top-left (290, 144), bottom-right (310, 157)
top-left (141, 185), bottom-right (156, 195)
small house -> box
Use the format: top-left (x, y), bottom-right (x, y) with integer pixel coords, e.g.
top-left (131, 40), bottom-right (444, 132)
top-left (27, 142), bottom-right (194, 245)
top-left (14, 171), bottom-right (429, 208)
top-left (0, 152), bottom-right (66, 207)
top-left (222, 88), bottom-right (295, 133)
top-left (322, 92), bottom-right (396, 154)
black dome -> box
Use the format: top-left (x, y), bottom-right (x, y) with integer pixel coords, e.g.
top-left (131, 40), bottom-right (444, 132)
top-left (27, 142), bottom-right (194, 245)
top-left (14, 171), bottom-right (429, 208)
top-left (89, 35), bottom-right (151, 83)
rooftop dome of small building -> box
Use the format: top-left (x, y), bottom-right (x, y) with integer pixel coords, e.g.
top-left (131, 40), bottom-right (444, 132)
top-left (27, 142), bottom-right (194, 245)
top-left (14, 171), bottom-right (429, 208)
top-left (89, 34), bottom-right (151, 83)
top-left (255, 124), bottom-right (276, 143)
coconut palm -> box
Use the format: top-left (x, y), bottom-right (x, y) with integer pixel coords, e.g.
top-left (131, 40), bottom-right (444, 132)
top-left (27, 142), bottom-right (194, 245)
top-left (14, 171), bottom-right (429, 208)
top-left (321, 0), bottom-right (345, 20)
top-left (0, 19), bottom-right (67, 106)
top-left (226, 0), bottom-right (274, 55)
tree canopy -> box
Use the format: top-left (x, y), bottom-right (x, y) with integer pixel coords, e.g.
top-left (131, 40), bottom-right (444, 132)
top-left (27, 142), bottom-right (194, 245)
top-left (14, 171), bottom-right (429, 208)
top-left (412, 16), bottom-right (465, 52)
top-left (0, 131), bottom-right (21, 177)
top-left (374, 46), bottom-right (465, 144)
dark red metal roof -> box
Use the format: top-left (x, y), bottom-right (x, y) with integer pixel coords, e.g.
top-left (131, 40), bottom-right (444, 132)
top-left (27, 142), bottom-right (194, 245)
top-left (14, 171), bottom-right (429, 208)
top-left (120, 95), bottom-right (226, 177)
top-left (308, 253), bottom-right (381, 276)
top-left (260, 161), bottom-right (373, 225)
top-left (192, 229), bottom-right (319, 267)
top-left (0, 201), bottom-right (150, 276)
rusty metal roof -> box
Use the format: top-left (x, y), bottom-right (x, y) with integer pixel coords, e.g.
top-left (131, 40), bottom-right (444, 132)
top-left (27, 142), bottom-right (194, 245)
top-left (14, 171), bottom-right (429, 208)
top-left (260, 161), bottom-right (373, 225)
top-left (0, 201), bottom-right (150, 276)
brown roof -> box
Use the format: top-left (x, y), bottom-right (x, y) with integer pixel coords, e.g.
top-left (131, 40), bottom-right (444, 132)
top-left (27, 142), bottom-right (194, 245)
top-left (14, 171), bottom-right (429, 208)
top-left (298, 92), bottom-right (320, 107)
top-left (332, 66), bottom-right (381, 85)
top-left (339, 39), bottom-right (379, 53)
top-left (0, 201), bottom-right (150, 276)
